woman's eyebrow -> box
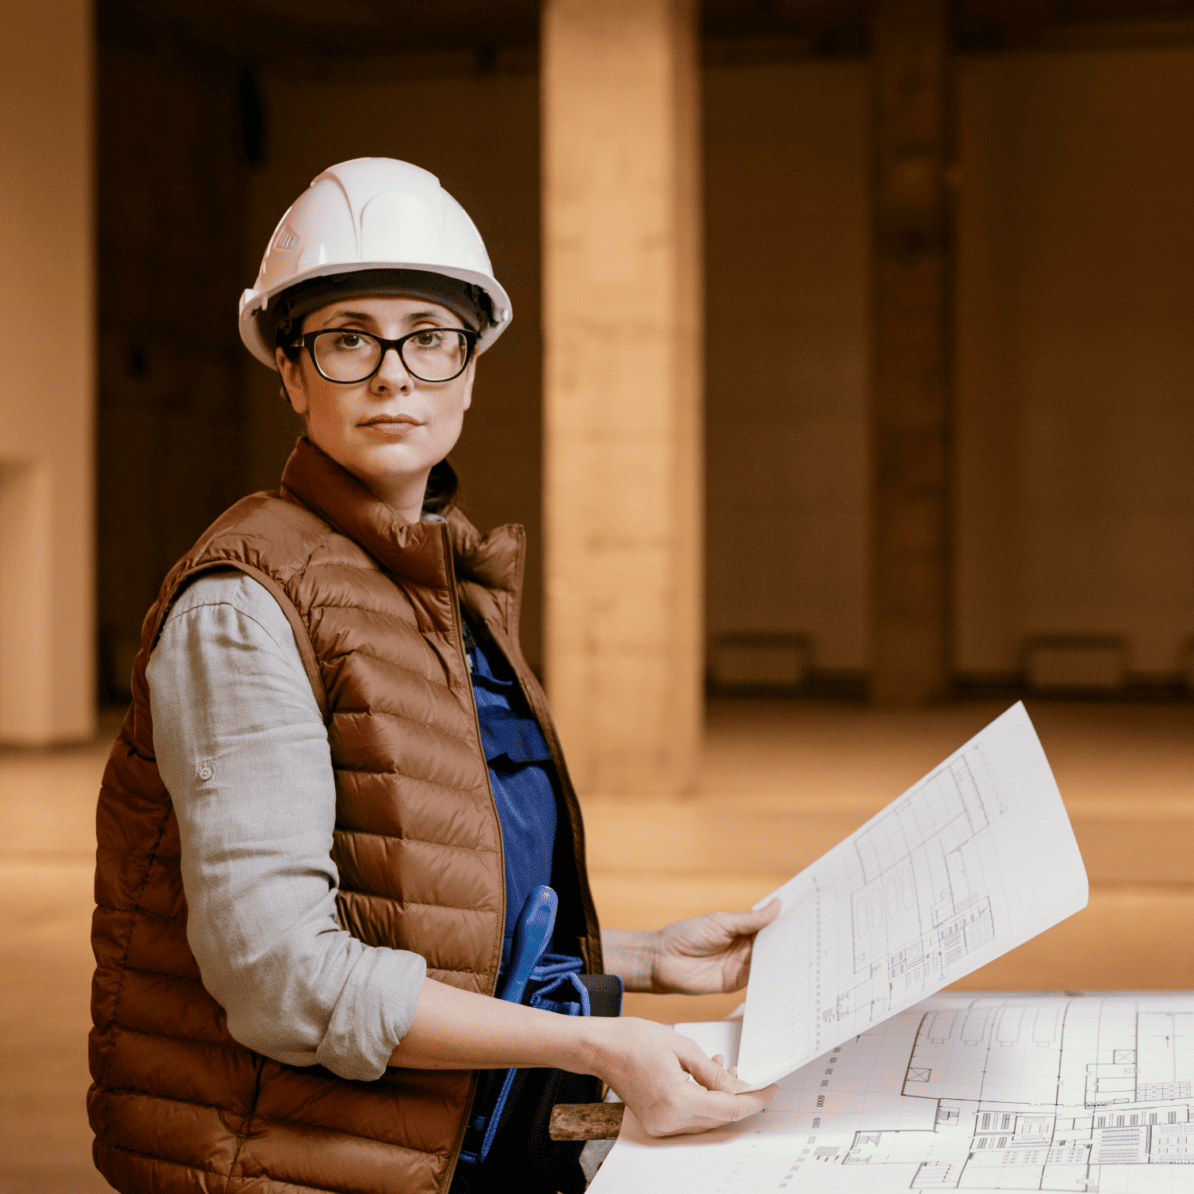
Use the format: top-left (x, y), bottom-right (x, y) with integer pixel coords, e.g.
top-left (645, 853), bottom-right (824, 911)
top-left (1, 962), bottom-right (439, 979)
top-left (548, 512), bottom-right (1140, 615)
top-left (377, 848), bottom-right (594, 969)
top-left (320, 309), bottom-right (375, 324)
top-left (322, 308), bottom-right (450, 324)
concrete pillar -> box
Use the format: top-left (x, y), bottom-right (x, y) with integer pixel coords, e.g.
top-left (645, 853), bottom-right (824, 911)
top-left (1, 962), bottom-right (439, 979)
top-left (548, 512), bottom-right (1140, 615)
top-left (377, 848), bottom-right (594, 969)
top-left (870, 0), bottom-right (953, 705)
top-left (0, 0), bottom-right (95, 743)
top-left (541, 0), bottom-right (703, 795)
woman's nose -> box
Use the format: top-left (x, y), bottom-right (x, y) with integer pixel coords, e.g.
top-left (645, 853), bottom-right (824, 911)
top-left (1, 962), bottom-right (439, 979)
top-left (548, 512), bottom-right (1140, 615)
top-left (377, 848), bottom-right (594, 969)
top-left (372, 346), bottom-right (412, 392)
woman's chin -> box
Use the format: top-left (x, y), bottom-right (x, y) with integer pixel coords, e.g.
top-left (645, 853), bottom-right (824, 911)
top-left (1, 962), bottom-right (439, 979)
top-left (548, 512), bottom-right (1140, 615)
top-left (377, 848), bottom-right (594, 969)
top-left (330, 441), bottom-right (438, 502)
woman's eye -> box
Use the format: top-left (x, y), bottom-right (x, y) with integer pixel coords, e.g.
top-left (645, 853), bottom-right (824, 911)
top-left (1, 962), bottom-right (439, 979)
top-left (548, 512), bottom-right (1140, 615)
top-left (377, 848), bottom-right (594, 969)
top-left (413, 331), bottom-right (445, 348)
top-left (334, 332), bottom-right (363, 348)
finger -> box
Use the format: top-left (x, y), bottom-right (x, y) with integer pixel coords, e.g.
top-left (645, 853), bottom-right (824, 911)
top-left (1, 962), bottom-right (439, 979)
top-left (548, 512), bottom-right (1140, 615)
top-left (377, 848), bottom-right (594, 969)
top-left (672, 1082), bottom-right (779, 1133)
top-left (706, 901), bottom-right (780, 941)
top-left (706, 1082), bottom-right (779, 1118)
top-left (680, 1042), bottom-right (753, 1095)
top-left (678, 1040), bottom-right (736, 1092)
top-left (736, 899), bottom-right (781, 931)
top-left (725, 1082), bottom-right (779, 1120)
top-left (708, 1066), bottom-right (744, 1094)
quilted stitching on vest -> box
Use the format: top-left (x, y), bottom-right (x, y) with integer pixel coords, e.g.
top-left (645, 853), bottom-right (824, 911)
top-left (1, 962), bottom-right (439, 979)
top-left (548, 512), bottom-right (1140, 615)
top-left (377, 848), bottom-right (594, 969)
top-left (89, 439), bottom-right (601, 1194)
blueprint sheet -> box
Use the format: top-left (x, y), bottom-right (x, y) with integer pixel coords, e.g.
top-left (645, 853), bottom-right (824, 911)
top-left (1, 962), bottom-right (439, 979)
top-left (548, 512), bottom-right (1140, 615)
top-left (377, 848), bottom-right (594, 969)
top-left (738, 702), bottom-right (1089, 1088)
top-left (589, 993), bottom-right (1194, 1194)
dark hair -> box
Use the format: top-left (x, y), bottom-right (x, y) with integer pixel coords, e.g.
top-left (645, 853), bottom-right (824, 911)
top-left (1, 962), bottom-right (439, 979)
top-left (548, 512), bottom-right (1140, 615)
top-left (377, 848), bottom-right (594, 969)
top-left (268, 269), bottom-right (491, 351)
top-left (422, 458), bottom-right (459, 516)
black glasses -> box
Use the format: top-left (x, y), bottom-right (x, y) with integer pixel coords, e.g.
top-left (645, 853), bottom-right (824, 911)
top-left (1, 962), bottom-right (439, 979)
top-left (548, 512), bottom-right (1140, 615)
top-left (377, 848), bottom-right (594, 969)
top-left (293, 327), bottom-right (479, 384)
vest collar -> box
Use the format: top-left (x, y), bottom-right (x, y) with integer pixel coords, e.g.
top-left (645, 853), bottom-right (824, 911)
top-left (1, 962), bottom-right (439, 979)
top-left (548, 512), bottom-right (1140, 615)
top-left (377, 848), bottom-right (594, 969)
top-left (279, 436), bottom-right (521, 592)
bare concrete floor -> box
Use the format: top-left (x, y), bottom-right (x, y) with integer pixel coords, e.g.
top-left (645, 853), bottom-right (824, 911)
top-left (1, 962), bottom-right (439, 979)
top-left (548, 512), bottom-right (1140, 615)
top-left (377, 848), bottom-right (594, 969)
top-left (2, 699), bottom-right (1191, 1191)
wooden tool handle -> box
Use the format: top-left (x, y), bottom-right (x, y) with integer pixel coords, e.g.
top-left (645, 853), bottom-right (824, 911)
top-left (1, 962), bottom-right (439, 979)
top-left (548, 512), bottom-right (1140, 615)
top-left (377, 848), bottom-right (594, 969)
top-left (548, 1102), bottom-right (625, 1141)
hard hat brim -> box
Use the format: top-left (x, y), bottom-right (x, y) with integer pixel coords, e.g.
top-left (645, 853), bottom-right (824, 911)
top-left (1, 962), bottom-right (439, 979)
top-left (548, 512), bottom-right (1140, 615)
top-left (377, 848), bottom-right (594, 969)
top-left (239, 260), bottom-right (513, 371)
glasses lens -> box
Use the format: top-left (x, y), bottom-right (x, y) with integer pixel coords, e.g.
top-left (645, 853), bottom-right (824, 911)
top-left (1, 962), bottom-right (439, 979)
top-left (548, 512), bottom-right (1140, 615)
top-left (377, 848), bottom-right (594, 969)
top-left (312, 330), bottom-right (382, 382)
top-left (402, 330), bottom-right (470, 381)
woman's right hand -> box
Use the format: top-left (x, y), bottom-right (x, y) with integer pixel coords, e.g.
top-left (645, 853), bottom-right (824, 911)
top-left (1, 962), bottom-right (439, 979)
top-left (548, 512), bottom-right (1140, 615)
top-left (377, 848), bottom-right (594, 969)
top-left (582, 1016), bottom-right (777, 1137)
top-left (389, 978), bottom-right (776, 1137)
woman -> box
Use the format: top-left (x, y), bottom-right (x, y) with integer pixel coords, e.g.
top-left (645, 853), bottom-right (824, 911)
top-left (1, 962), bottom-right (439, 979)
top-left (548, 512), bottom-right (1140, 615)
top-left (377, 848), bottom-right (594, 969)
top-left (89, 158), bottom-right (778, 1194)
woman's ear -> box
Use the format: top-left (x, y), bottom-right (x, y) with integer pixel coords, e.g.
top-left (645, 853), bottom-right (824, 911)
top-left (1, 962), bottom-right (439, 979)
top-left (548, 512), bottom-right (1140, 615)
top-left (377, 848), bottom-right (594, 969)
top-left (275, 347), bottom-right (309, 417)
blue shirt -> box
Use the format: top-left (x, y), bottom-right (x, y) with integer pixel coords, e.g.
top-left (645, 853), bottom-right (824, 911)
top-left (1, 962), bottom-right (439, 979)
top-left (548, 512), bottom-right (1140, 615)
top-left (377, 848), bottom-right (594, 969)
top-left (462, 613), bottom-right (559, 973)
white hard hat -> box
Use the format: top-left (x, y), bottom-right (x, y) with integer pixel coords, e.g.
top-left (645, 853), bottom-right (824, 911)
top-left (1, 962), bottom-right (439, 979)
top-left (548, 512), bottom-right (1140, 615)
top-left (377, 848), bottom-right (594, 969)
top-left (238, 157), bottom-right (513, 369)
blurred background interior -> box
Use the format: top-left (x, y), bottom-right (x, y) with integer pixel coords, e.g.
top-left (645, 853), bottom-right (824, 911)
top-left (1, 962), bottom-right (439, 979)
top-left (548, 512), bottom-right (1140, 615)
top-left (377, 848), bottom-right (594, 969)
top-left (3, 0), bottom-right (1194, 1189)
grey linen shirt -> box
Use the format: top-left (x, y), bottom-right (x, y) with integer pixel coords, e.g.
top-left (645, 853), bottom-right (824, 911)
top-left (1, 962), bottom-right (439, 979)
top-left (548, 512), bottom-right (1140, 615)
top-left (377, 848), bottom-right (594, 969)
top-left (146, 571), bottom-right (427, 1081)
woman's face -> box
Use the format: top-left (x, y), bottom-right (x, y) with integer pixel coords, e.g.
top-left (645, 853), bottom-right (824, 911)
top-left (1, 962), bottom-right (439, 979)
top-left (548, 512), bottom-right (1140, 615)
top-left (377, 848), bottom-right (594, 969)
top-left (276, 294), bottom-right (475, 517)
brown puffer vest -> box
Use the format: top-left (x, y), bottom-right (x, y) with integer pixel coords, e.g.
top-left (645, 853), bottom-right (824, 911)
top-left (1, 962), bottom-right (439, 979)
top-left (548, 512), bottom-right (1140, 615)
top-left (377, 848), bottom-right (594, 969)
top-left (89, 437), bottom-right (603, 1193)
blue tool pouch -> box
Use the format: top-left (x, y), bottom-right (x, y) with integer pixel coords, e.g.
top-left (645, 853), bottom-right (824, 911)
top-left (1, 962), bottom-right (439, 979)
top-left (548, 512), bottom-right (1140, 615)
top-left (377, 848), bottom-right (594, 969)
top-left (525, 953), bottom-right (593, 1016)
top-left (459, 954), bottom-right (622, 1167)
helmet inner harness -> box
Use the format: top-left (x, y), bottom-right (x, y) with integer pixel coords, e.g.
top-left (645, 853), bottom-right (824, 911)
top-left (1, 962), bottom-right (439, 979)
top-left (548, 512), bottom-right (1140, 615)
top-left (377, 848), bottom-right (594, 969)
top-left (269, 268), bottom-right (493, 351)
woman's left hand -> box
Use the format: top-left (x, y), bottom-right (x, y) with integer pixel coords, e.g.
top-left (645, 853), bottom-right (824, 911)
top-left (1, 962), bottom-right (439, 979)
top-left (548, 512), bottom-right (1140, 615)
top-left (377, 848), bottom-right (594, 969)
top-left (603, 899), bottom-right (781, 995)
top-left (651, 899), bottom-right (781, 994)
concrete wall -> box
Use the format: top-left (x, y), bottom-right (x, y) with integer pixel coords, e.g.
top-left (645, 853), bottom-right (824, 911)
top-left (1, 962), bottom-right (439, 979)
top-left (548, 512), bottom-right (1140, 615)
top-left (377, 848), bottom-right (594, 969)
top-left (704, 48), bottom-right (1194, 683)
top-left (541, 0), bottom-right (704, 795)
top-left (95, 40), bottom-right (1194, 693)
top-left (956, 47), bottom-right (1194, 681)
top-left (96, 39), bottom-right (250, 699)
top-left (0, 0), bottom-right (94, 743)
top-left (704, 60), bottom-right (870, 674)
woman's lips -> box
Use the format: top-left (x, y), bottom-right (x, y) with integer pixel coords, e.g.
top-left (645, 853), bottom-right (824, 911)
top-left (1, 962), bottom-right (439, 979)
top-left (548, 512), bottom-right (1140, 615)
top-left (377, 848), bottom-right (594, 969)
top-left (359, 416), bottom-right (421, 436)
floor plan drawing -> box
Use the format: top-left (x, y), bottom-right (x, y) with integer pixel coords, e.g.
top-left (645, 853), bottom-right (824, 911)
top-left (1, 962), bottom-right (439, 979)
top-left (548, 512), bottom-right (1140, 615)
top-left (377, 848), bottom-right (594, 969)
top-left (841, 993), bottom-right (1194, 1191)
top-left (838, 740), bottom-right (1008, 1023)
top-left (590, 993), bottom-right (1194, 1194)
top-left (738, 704), bottom-right (1088, 1087)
